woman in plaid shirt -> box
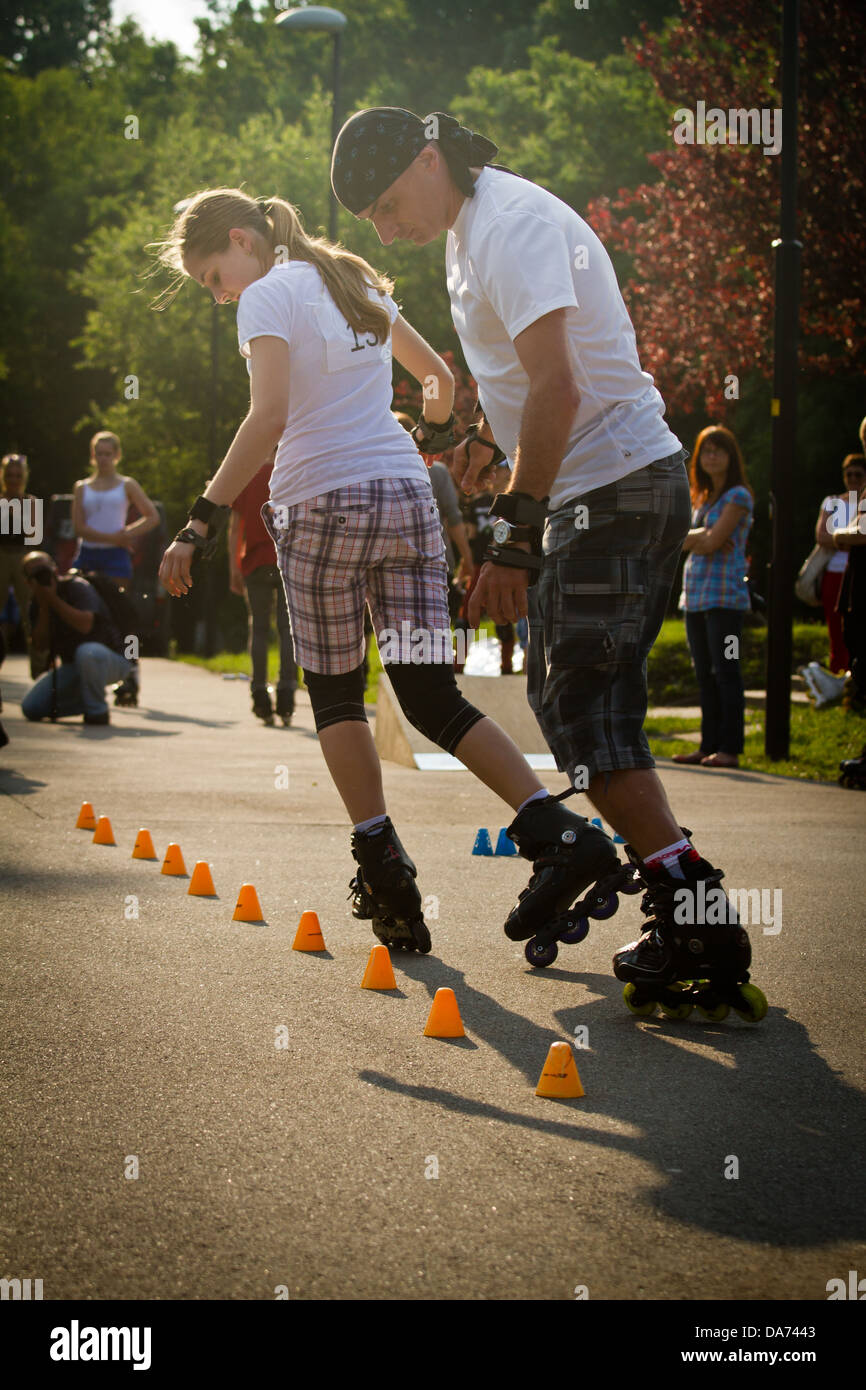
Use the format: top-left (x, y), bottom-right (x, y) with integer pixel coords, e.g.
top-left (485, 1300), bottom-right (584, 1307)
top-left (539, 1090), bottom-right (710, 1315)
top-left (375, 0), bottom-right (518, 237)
top-left (674, 426), bottom-right (754, 769)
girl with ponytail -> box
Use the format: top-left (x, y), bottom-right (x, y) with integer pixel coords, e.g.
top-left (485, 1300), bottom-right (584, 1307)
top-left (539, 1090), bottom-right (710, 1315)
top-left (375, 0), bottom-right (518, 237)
top-left (156, 188), bottom-right (551, 955)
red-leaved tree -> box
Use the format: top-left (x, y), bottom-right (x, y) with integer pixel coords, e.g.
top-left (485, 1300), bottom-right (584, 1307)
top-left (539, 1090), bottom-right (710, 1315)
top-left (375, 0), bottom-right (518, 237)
top-left (587, 0), bottom-right (865, 418)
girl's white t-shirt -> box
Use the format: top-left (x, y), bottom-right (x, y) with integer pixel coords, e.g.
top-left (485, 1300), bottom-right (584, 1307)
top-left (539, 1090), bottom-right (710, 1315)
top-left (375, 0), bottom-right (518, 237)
top-left (235, 262), bottom-right (428, 509)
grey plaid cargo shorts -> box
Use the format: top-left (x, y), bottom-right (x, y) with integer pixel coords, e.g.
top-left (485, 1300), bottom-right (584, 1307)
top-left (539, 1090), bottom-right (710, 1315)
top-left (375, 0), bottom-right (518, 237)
top-left (527, 449), bottom-right (691, 786)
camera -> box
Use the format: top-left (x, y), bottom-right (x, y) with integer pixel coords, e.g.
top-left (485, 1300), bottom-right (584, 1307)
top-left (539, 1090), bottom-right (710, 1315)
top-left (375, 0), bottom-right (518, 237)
top-left (28, 567), bottom-right (54, 586)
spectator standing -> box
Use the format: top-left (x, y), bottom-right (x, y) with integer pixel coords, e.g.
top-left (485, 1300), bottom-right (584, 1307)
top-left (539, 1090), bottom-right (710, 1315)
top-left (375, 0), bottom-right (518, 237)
top-left (228, 457), bottom-right (298, 726)
top-left (674, 426), bottom-right (753, 769)
top-left (815, 454), bottom-right (865, 673)
top-left (0, 452), bottom-right (39, 667)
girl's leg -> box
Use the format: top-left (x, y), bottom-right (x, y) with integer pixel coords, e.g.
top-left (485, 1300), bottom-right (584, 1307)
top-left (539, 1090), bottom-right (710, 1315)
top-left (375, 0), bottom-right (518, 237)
top-left (821, 569), bottom-right (849, 673)
top-left (706, 608), bottom-right (745, 755)
top-left (451, 716), bottom-right (542, 809)
top-left (684, 610), bottom-right (719, 754)
top-left (317, 717), bottom-right (385, 824)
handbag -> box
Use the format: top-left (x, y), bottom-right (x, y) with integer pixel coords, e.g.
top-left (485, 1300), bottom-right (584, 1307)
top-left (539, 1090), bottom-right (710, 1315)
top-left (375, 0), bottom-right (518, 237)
top-left (794, 544), bottom-right (833, 606)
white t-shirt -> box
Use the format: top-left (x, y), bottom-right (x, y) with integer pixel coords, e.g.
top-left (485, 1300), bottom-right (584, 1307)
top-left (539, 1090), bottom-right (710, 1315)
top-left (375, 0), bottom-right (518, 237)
top-left (821, 493), bottom-right (856, 573)
top-left (236, 262), bottom-right (429, 508)
top-left (446, 168), bottom-right (682, 510)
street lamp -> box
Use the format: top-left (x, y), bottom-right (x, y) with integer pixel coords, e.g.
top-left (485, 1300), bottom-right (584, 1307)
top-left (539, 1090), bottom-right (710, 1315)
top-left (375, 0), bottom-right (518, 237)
top-left (275, 5), bottom-right (348, 241)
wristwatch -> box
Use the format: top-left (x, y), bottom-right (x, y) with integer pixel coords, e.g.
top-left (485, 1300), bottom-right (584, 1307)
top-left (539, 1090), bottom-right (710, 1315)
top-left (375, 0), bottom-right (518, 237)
top-left (492, 519), bottom-right (534, 546)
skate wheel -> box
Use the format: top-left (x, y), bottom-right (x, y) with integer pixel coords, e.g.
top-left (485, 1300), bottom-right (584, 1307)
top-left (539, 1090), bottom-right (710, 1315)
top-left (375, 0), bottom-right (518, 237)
top-left (697, 1002), bottom-right (730, 1022)
top-left (586, 892), bottom-right (618, 921)
top-left (733, 983), bottom-right (768, 1022)
top-left (623, 983), bottom-right (655, 1017)
top-left (411, 920), bottom-right (432, 954)
top-left (658, 985), bottom-right (693, 1020)
top-left (559, 915), bottom-right (590, 945)
top-left (525, 937), bottom-right (558, 968)
top-left (621, 876), bottom-right (642, 896)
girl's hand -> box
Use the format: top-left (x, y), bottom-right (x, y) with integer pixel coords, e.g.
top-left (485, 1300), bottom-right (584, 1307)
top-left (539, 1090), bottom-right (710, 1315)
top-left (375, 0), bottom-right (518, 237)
top-left (159, 540), bottom-right (196, 596)
top-left (229, 568), bottom-right (245, 597)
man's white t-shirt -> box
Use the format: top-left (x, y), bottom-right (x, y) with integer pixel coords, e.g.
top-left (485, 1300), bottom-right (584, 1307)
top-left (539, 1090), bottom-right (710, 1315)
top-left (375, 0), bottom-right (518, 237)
top-left (446, 168), bottom-right (682, 511)
top-left (235, 262), bottom-right (428, 509)
top-left (821, 493), bottom-right (856, 573)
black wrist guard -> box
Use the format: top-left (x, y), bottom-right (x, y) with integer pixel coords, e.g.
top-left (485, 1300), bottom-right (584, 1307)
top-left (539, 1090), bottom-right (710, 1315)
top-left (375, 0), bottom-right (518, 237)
top-left (174, 526), bottom-right (219, 562)
top-left (189, 495), bottom-right (231, 537)
top-left (484, 543), bottom-right (543, 585)
top-left (463, 423), bottom-right (506, 466)
top-left (412, 412), bottom-right (456, 453)
top-left (489, 491), bottom-right (548, 528)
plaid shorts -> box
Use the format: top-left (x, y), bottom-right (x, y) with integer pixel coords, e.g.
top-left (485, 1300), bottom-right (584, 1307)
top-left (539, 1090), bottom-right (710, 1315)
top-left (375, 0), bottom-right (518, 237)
top-left (527, 449), bottom-right (691, 785)
top-left (262, 477), bottom-right (451, 674)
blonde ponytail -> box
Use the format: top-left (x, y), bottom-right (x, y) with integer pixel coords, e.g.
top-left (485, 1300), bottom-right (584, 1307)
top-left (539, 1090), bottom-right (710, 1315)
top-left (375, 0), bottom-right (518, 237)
top-left (151, 188), bottom-right (394, 342)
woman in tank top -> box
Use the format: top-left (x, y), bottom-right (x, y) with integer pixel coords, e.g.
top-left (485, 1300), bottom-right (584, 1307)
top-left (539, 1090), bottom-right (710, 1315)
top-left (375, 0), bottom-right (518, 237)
top-left (72, 431), bottom-right (159, 584)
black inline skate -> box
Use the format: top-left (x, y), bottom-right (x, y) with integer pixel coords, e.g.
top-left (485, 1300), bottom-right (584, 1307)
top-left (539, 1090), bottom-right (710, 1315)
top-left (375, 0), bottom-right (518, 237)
top-left (612, 836), bottom-right (768, 1022)
top-left (113, 665), bottom-right (139, 708)
top-left (349, 818), bottom-right (432, 953)
top-left (275, 689), bottom-right (294, 727)
top-left (839, 746), bottom-right (866, 790)
top-left (252, 687), bottom-right (275, 726)
top-left (503, 789), bottom-right (639, 968)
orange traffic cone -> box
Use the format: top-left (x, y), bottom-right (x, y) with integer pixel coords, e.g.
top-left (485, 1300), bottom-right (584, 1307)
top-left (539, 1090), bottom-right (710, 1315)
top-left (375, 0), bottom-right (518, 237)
top-left (292, 910), bottom-right (326, 951)
top-left (76, 802), bottom-right (97, 830)
top-left (423, 987), bottom-right (465, 1038)
top-left (161, 843), bottom-right (187, 876)
top-left (92, 816), bottom-right (115, 845)
top-left (233, 884), bottom-right (264, 922)
top-left (188, 862), bottom-right (216, 896)
top-left (361, 944), bottom-right (397, 990)
top-left (132, 829), bottom-right (157, 860)
top-left (535, 1042), bottom-right (584, 1099)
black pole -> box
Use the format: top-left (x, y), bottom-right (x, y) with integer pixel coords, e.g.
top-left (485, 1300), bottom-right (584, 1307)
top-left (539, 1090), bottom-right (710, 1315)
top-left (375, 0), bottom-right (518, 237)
top-left (765, 0), bottom-right (801, 759)
top-left (329, 30), bottom-right (342, 242)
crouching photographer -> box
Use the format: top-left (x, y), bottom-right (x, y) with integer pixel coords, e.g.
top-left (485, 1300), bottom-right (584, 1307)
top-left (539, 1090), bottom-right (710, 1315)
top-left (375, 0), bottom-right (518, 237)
top-left (20, 551), bottom-right (133, 726)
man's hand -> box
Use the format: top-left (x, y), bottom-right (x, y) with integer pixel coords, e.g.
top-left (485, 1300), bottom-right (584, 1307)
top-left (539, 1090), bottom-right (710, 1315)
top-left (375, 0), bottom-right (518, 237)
top-left (455, 434), bottom-right (500, 496)
top-left (468, 559), bottom-right (530, 627)
top-left (27, 572), bottom-right (56, 605)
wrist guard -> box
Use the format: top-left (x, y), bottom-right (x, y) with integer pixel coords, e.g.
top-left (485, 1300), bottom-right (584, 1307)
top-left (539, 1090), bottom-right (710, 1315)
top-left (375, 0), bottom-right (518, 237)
top-left (173, 526), bottom-right (220, 561)
top-left (463, 423), bottom-right (506, 467)
top-left (484, 543), bottom-right (543, 584)
top-left (489, 491), bottom-right (548, 527)
top-left (189, 495), bottom-right (231, 536)
top-left (412, 412), bottom-right (456, 453)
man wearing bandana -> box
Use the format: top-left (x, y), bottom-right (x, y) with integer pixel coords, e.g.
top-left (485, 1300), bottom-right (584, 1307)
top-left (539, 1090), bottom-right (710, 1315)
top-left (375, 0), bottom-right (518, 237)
top-left (330, 108), bottom-right (766, 1017)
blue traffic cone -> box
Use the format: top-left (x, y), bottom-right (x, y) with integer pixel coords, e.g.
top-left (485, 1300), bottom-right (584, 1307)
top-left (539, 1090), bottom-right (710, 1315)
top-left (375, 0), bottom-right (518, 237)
top-left (494, 827), bottom-right (517, 856)
top-left (472, 828), bottom-right (493, 856)
top-left (591, 817), bottom-right (603, 829)
top-left (613, 832), bottom-right (625, 844)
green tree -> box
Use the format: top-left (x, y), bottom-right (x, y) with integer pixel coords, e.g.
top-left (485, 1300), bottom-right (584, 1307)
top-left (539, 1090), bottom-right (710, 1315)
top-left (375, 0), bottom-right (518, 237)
top-left (1, 0), bottom-right (112, 75)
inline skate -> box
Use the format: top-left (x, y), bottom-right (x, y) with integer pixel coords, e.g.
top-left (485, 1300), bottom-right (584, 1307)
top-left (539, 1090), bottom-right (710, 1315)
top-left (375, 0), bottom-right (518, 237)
top-left (839, 750), bottom-right (866, 789)
top-left (349, 818), bottom-right (432, 953)
top-left (613, 836), bottom-right (768, 1022)
top-left (252, 687), bottom-right (275, 726)
top-left (113, 665), bottom-right (139, 708)
top-left (503, 790), bottom-right (639, 968)
top-left (275, 689), bottom-right (294, 727)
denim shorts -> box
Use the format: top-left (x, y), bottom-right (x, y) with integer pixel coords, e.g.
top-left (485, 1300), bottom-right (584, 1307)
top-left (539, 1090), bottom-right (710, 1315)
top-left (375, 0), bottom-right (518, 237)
top-left (527, 449), bottom-right (691, 785)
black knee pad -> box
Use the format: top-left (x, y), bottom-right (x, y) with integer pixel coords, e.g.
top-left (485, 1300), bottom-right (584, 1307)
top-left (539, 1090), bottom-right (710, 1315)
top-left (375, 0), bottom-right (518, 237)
top-left (304, 663), bottom-right (367, 732)
top-left (385, 662), bottom-right (484, 754)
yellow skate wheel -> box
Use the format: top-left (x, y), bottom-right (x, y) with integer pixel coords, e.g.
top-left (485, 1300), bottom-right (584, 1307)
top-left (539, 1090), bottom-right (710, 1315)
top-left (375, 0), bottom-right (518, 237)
top-left (623, 983), bottom-right (656, 1017)
top-left (657, 983), bottom-right (693, 1020)
top-left (698, 1003), bottom-right (730, 1022)
top-left (733, 983), bottom-right (768, 1023)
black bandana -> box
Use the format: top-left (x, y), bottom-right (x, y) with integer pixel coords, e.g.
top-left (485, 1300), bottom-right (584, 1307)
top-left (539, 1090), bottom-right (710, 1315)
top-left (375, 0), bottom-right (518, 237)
top-left (331, 107), bottom-right (500, 214)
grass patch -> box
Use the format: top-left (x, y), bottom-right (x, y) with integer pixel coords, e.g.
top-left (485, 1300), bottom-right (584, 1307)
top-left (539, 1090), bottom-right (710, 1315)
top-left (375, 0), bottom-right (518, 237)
top-left (649, 703), bottom-right (865, 783)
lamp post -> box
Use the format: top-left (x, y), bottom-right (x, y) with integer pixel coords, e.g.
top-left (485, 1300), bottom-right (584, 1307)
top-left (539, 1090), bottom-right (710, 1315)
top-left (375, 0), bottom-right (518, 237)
top-left (764, 0), bottom-right (801, 759)
top-left (275, 5), bottom-right (348, 241)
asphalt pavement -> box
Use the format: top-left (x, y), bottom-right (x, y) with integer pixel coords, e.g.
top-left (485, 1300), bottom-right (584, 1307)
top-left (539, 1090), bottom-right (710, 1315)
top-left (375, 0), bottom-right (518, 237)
top-left (1, 652), bottom-right (864, 1303)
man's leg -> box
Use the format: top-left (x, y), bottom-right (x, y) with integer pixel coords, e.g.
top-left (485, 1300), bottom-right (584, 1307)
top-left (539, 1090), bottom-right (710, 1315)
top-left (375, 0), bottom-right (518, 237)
top-left (244, 567), bottom-right (272, 697)
top-left (74, 643), bottom-right (132, 717)
top-left (21, 664), bottom-right (85, 720)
